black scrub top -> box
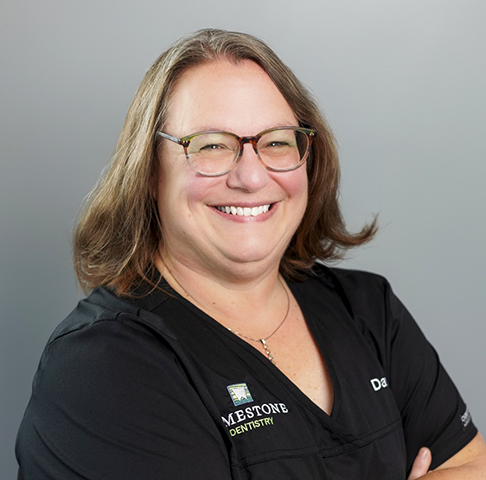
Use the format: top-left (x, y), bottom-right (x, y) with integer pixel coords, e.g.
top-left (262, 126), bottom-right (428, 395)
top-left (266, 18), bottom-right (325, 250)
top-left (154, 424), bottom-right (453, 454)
top-left (16, 266), bottom-right (477, 479)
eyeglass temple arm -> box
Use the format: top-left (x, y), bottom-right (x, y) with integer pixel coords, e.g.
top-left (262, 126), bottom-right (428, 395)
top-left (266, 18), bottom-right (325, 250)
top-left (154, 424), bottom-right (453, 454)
top-left (156, 131), bottom-right (181, 144)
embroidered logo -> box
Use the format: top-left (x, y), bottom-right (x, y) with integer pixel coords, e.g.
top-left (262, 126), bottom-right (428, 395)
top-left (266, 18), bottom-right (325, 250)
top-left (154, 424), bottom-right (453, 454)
top-left (227, 383), bottom-right (254, 406)
top-left (460, 407), bottom-right (471, 428)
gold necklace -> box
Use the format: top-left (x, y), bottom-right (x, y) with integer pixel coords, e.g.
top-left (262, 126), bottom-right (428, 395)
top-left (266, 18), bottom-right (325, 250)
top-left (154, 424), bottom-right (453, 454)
top-left (226, 277), bottom-right (290, 365)
top-left (161, 259), bottom-right (289, 365)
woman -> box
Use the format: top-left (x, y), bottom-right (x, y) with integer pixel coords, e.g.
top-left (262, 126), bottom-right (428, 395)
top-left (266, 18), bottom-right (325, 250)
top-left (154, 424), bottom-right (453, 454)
top-left (16, 29), bottom-right (486, 479)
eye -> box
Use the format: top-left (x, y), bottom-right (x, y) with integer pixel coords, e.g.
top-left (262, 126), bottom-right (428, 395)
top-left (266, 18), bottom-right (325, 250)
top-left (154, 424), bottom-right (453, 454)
top-left (259, 130), bottom-right (297, 152)
top-left (266, 140), bottom-right (290, 148)
top-left (259, 139), bottom-right (294, 155)
top-left (188, 133), bottom-right (237, 155)
top-left (199, 143), bottom-right (228, 151)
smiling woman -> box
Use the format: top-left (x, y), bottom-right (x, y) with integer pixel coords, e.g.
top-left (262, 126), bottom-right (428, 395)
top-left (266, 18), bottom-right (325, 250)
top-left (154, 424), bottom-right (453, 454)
top-left (15, 29), bottom-right (486, 480)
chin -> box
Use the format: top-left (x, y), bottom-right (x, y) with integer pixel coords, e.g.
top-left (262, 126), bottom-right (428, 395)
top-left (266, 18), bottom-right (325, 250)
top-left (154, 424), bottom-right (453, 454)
top-left (220, 245), bottom-right (285, 267)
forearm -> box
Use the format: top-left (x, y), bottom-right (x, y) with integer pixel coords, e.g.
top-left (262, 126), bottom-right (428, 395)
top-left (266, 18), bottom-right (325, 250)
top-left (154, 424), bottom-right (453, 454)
top-left (418, 463), bottom-right (486, 479)
top-left (420, 433), bottom-right (486, 479)
top-left (408, 435), bottom-right (486, 480)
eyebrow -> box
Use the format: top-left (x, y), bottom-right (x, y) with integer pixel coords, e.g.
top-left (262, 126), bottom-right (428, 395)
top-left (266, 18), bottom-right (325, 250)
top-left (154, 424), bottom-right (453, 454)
top-left (177, 122), bottom-right (300, 136)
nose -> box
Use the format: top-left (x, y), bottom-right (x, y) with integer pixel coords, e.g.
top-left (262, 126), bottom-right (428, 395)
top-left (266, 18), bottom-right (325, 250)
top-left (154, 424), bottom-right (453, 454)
top-left (225, 143), bottom-right (269, 192)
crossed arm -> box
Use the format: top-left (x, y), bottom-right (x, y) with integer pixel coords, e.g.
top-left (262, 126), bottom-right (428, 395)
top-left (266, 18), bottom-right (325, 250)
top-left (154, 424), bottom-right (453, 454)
top-left (408, 433), bottom-right (486, 479)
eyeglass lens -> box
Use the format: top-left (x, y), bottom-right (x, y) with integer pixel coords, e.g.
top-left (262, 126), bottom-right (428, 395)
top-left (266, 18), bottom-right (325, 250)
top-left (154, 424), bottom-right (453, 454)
top-left (186, 129), bottom-right (310, 175)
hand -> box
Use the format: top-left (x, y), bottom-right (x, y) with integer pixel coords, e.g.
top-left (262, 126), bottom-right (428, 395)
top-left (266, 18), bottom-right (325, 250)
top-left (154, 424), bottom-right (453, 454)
top-left (408, 447), bottom-right (432, 480)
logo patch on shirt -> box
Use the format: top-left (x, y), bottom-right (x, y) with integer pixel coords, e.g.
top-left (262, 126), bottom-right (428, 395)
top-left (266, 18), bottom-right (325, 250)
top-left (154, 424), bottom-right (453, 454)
top-left (227, 383), bottom-right (254, 406)
top-left (460, 407), bottom-right (471, 428)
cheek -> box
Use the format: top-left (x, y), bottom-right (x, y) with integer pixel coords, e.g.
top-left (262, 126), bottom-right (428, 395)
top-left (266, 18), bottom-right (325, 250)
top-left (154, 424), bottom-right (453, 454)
top-left (156, 163), bottom-right (216, 217)
top-left (278, 167), bottom-right (308, 205)
top-left (284, 168), bottom-right (309, 232)
top-left (156, 145), bottom-right (198, 205)
top-left (184, 177), bottom-right (216, 204)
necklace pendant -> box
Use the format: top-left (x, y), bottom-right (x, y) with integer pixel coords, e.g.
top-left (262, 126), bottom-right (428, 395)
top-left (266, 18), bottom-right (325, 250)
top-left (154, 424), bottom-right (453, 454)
top-left (260, 338), bottom-right (275, 364)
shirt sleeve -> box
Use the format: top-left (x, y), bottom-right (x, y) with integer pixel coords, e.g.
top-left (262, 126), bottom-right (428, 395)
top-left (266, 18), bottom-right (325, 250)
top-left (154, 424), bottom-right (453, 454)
top-left (383, 281), bottom-right (478, 472)
top-left (16, 316), bottom-right (233, 480)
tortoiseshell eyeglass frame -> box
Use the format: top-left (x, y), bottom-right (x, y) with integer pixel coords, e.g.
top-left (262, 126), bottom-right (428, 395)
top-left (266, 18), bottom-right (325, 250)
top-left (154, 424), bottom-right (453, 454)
top-left (156, 126), bottom-right (316, 177)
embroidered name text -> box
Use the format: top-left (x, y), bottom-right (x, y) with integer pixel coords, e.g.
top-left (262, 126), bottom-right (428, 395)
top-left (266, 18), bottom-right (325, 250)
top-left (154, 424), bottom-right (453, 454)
top-left (370, 377), bottom-right (388, 391)
top-left (229, 417), bottom-right (274, 436)
top-left (221, 403), bottom-right (288, 427)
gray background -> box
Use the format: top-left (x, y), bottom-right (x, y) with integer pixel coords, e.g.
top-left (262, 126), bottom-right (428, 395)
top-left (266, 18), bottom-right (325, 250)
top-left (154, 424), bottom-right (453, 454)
top-left (1, 0), bottom-right (485, 477)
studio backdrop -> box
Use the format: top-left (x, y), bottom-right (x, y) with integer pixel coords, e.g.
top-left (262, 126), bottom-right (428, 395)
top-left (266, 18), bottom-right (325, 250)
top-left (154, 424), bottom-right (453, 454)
top-left (1, 1), bottom-right (485, 478)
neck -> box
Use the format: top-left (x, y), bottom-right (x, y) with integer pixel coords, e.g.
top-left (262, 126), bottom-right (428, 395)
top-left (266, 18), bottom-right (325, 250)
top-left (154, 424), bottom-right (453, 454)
top-left (155, 251), bottom-right (288, 338)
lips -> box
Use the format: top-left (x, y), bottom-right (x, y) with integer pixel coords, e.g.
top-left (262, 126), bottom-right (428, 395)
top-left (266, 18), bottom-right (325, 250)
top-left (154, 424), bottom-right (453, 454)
top-left (214, 204), bottom-right (271, 217)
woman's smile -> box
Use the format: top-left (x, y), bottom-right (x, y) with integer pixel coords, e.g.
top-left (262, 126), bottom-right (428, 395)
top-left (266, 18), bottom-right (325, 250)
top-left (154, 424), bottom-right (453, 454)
top-left (212, 200), bottom-right (276, 223)
top-left (214, 203), bottom-right (271, 217)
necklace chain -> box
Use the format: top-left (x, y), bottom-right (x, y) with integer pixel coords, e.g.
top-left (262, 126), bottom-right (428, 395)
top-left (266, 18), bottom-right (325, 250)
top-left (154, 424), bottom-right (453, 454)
top-left (161, 258), bottom-right (289, 365)
top-left (226, 277), bottom-right (290, 364)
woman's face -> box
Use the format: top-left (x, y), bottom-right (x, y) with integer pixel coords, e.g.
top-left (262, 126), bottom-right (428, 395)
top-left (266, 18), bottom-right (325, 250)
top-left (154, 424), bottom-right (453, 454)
top-left (154, 59), bottom-right (308, 279)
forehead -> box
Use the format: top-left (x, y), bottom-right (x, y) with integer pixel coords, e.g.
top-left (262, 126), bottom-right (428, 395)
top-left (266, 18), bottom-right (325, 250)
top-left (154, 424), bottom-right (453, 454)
top-left (165, 59), bottom-right (298, 135)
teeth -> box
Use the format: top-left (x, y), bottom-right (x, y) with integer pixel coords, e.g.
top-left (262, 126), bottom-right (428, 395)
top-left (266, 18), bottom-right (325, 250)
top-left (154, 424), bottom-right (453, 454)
top-left (216, 204), bottom-right (271, 217)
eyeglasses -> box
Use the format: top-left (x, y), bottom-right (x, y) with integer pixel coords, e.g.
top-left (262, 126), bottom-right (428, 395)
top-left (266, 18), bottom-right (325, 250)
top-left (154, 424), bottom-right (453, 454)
top-left (156, 126), bottom-right (316, 177)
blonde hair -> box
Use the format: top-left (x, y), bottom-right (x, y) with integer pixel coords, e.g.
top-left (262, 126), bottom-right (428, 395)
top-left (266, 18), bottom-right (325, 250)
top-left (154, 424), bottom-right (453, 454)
top-left (73, 28), bottom-right (376, 296)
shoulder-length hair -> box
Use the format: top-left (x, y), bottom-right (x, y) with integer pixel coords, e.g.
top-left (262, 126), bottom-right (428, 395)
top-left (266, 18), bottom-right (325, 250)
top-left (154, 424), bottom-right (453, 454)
top-left (73, 28), bottom-right (376, 296)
